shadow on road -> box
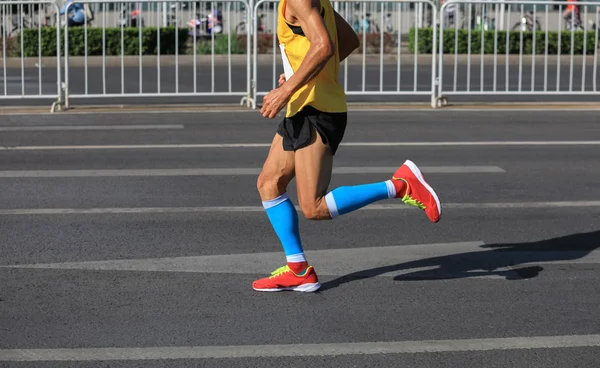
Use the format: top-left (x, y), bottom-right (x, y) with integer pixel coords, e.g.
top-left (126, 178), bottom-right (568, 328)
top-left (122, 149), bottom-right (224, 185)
top-left (319, 230), bottom-right (600, 291)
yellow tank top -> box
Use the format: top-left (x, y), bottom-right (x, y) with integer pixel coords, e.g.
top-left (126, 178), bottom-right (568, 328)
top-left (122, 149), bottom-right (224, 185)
top-left (277, 0), bottom-right (347, 117)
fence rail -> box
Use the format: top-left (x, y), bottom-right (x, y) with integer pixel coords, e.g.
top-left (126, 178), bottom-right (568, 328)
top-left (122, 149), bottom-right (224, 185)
top-left (435, 0), bottom-right (600, 107)
top-left (61, 0), bottom-right (252, 109)
top-left (252, 0), bottom-right (437, 108)
top-left (0, 0), bottom-right (63, 111)
top-left (1, 0), bottom-right (600, 111)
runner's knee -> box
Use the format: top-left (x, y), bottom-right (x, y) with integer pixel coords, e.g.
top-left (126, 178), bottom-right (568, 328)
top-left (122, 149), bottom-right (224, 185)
top-left (299, 197), bottom-right (328, 220)
top-left (257, 170), bottom-right (291, 198)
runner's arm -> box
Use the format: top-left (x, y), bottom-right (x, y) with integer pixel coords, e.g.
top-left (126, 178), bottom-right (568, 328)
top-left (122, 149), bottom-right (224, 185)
top-left (278, 12), bottom-right (357, 85)
top-left (279, 0), bottom-right (335, 96)
top-left (334, 11), bottom-right (359, 62)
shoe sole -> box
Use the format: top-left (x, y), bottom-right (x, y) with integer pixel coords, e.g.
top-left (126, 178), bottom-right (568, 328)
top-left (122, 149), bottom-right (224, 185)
top-left (253, 282), bottom-right (321, 292)
top-left (404, 159), bottom-right (442, 221)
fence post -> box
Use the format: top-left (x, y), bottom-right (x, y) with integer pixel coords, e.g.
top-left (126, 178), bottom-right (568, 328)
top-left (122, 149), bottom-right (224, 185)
top-left (52, 0), bottom-right (65, 112)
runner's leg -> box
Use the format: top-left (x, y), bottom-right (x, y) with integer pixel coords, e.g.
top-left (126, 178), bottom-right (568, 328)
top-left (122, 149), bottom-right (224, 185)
top-left (256, 134), bottom-right (307, 265)
top-left (295, 126), bottom-right (442, 223)
top-left (257, 133), bottom-right (295, 201)
top-left (253, 134), bottom-right (321, 292)
top-left (294, 126), bottom-right (403, 221)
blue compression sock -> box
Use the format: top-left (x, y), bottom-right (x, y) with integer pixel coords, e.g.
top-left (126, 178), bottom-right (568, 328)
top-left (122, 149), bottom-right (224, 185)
top-left (262, 193), bottom-right (305, 263)
top-left (325, 180), bottom-right (396, 218)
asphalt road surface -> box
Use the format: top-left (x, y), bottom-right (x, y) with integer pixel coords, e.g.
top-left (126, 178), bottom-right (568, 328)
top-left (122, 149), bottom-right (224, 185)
top-left (0, 110), bottom-right (599, 367)
top-left (2, 60), bottom-right (600, 107)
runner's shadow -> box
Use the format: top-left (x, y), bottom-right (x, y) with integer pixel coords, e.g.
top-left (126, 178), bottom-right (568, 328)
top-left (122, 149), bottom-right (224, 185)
top-left (319, 230), bottom-right (600, 291)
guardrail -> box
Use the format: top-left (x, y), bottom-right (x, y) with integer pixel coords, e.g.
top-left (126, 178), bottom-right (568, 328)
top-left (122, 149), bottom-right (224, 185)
top-left (61, 0), bottom-right (253, 108)
top-left (252, 0), bottom-right (437, 108)
top-left (2, 0), bottom-right (600, 111)
top-left (0, 0), bottom-right (63, 111)
top-left (435, 0), bottom-right (600, 107)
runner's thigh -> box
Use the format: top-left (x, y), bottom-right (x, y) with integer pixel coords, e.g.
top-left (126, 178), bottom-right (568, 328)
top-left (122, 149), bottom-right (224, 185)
top-left (257, 134), bottom-right (296, 200)
top-left (294, 126), bottom-right (333, 206)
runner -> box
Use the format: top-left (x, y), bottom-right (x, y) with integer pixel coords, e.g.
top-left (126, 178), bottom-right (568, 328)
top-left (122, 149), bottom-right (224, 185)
top-left (254, 0), bottom-right (442, 292)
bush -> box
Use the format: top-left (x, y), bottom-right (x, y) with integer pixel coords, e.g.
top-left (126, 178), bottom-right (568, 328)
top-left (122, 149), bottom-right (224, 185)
top-left (235, 34), bottom-right (276, 54)
top-left (356, 33), bottom-right (397, 54)
top-left (0, 36), bottom-right (17, 56)
top-left (17, 27), bottom-right (189, 57)
top-left (15, 28), bottom-right (282, 56)
top-left (12, 29), bottom-right (399, 57)
top-left (189, 34), bottom-right (246, 55)
top-left (409, 27), bottom-right (599, 55)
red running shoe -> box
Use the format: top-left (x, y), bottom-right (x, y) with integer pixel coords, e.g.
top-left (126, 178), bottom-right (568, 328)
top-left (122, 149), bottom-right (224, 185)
top-left (252, 265), bottom-right (320, 292)
top-left (392, 159), bottom-right (442, 223)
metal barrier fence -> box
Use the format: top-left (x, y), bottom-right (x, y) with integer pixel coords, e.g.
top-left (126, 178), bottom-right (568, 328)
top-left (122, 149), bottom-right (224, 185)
top-left (0, 0), bottom-right (63, 111)
top-left (3, 0), bottom-right (600, 110)
top-left (62, 0), bottom-right (252, 108)
top-left (436, 0), bottom-right (600, 107)
top-left (252, 0), bottom-right (438, 107)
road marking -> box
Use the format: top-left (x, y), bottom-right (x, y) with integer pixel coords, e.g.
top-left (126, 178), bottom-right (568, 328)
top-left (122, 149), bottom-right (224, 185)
top-left (1, 334), bottom-right (599, 361)
top-left (0, 109), bottom-right (262, 116)
top-left (2, 141), bottom-right (599, 150)
top-left (0, 201), bottom-right (599, 216)
top-left (0, 125), bottom-right (184, 131)
top-left (344, 141), bottom-right (600, 147)
top-left (2, 240), bottom-right (599, 280)
top-left (351, 108), bottom-right (600, 112)
top-left (0, 166), bottom-right (505, 178)
top-left (0, 241), bottom-right (487, 275)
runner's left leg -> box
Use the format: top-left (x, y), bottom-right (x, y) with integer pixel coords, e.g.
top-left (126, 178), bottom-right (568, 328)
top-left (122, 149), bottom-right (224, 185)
top-left (294, 126), bottom-right (402, 221)
top-left (294, 126), bottom-right (442, 223)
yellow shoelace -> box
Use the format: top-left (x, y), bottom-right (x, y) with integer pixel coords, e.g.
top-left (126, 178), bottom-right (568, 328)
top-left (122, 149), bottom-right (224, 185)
top-left (402, 194), bottom-right (426, 210)
top-left (393, 177), bottom-right (426, 210)
top-left (269, 265), bottom-right (291, 278)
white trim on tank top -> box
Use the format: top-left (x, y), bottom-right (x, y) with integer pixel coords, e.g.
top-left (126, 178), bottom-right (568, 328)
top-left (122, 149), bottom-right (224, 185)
top-left (279, 44), bottom-right (295, 81)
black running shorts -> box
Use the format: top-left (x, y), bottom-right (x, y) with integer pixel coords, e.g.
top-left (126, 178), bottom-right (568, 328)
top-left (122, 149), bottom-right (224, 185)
top-left (277, 106), bottom-right (347, 156)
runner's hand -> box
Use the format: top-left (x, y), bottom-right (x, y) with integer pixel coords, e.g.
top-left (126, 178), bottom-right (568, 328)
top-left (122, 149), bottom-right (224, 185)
top-left (278, 73), bottom-right (286, 87)
top-left (261, 87), bottom-right (291, 119)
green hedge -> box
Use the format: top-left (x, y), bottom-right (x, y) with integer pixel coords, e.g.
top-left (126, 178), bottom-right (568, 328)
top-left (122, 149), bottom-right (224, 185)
top-left (18, 27), bottom-right (191, 57)
top-left (410, 27), bottom-right (599, 55)
top-left (20, 26), bottom-right (599, 57)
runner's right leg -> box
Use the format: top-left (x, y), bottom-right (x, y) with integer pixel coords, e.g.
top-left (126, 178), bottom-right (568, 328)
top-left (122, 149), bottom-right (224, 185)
top-left (254, 134), bottom-right (320, 292)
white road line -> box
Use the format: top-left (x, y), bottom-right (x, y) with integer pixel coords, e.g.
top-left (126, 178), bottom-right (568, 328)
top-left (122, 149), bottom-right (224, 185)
top-left (0, 125), bottom-right (184, 131)
top-left (0, 201), bottom-right (599, 216)
top-left (0, 241), bottom-right (488, 275)
top-left (1, 141), bottom-right (599, 150)
top-left (1, 335), bottom-right (599, 361)
top-left (3, 241), bottom-right (597, 278)
top-left (0, 166), bottom-right (505, 178)
top-left (0, 110), bottom-right (260, 116)
top-left (341, 141), bottom-right (600, 146)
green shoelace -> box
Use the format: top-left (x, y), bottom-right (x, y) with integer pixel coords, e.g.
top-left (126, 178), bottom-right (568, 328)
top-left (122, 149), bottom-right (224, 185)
top-left (402, 193), bottom-right (426, 210)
